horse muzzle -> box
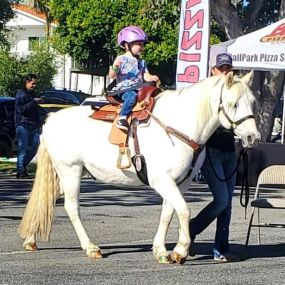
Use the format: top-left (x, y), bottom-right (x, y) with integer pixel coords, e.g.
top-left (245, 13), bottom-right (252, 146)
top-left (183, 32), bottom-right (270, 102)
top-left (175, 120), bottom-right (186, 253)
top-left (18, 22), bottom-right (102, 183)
top-left (241, 132), bottom-right (261, 148)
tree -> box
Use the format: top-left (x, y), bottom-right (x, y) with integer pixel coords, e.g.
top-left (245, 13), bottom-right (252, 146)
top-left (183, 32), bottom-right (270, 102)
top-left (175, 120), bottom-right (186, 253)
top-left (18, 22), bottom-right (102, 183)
top-left (0, 0), bottom-right (17, 47)
top-left (212, 0), bottom-right (285, 141)
top-left (0, 41), bottom-right (57, 97)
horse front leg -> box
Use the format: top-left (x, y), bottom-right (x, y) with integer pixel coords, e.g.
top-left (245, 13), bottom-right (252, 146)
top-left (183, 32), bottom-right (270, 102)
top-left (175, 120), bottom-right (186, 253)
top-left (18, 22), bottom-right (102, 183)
top-left (63, 177), bottom-right (102, 259)
top-left (153, 199), bottom-right (174, 263)
top-left (151, 177), bottom-right (190, 264)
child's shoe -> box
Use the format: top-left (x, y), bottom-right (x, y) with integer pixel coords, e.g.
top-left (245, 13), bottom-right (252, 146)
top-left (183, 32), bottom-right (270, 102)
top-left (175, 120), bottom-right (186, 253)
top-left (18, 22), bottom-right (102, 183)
top-left (116, 118), bottom-right (129, 131)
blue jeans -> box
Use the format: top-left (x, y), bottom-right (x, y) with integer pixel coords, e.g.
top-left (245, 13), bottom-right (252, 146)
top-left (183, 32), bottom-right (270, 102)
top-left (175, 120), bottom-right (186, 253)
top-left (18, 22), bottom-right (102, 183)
top-left (119, 90), bottom-right (137, 117)
top-left (16, 125), bottom-right (40, 174)
top-left (190, 147), bottom-right (237, 253)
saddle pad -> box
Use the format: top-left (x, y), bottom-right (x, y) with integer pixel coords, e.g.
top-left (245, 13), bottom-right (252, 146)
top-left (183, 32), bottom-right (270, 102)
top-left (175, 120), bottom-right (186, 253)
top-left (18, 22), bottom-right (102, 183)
top-left (92, 104), bottom-right (120, 121)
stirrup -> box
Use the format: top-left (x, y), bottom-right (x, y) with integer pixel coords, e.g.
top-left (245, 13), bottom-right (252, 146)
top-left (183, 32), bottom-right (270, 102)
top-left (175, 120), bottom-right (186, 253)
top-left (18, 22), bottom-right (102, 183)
top-left (117, 147), bottom-right (132, 169)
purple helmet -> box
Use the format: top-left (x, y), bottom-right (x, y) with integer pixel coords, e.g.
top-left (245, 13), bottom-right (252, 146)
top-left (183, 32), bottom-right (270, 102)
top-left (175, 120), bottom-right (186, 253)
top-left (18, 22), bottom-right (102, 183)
top-left (117, 25), bottom-right (148, 47)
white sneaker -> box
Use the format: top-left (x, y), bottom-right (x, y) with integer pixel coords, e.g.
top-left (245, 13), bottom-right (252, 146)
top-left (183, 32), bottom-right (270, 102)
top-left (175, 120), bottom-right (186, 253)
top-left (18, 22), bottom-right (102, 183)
top-left (213, 249), bottom-right (240, 262)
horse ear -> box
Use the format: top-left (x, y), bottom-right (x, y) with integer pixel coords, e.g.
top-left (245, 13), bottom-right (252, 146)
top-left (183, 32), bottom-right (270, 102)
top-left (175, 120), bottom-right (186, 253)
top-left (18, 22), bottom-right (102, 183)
top-left (225, 71), bottom-right (234, 87)
top-left (242, 70), bottom-right (254, 85)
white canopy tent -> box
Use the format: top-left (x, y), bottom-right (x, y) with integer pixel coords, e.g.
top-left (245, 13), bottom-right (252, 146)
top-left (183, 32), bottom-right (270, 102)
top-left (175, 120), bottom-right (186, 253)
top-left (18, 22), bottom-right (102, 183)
top-left (210, 18), bottom-right (285, 71)
top-left (210, 18), bottom-right (285, 143)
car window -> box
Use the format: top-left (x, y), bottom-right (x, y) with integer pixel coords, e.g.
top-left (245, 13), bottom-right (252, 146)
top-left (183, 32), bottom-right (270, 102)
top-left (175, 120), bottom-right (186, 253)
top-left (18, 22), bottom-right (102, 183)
top-left (0, 101), bottom-right (15, 122)
top-left (44, 91), bottom-right (65, 102)
top-left (0, 104), bottom-right (6, 121)
top-left (5, 101), bottom-right (15, 121)
top-left (44, 91), bottom-right (59, 98)
top-left (72, 92), bottom-right (89, 103)
top-left (43, 96), bottom-right (66, 104)
top-left (64, 93), bottom-right (78, 104)
top-left (43, 90), bottom-right (88, 104)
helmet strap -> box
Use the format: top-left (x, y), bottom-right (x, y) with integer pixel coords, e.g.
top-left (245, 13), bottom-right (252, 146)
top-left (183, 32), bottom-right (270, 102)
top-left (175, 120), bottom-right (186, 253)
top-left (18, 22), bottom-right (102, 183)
top-left (127, 43), bottom-right (140, 58)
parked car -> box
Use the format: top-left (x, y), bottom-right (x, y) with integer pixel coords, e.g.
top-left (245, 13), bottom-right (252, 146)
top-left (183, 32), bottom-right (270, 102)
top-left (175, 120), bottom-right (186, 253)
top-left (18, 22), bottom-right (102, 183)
top-left (0, 96), bottom-right (69, 158)
top-left (80, 96), bottom-right (108, 107)
top-left (0, 97), bottom-right (17, 158)
top-left (42, 88), bottom-right (90, 105)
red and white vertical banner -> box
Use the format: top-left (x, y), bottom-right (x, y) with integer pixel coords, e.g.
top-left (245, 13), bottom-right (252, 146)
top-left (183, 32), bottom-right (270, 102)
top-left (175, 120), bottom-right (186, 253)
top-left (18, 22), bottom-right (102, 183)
top-left (176, 0), bottom-right (210, 88)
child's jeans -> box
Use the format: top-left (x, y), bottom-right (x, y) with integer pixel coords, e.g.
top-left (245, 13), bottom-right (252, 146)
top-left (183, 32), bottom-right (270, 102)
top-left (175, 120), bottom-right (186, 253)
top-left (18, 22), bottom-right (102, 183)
top-left (119, 90), bottom-right (137, 116)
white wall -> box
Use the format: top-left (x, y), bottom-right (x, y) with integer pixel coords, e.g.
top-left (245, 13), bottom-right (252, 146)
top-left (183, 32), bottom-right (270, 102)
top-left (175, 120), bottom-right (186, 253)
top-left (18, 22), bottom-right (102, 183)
top-left (9, 26), bottom-right (45, 53)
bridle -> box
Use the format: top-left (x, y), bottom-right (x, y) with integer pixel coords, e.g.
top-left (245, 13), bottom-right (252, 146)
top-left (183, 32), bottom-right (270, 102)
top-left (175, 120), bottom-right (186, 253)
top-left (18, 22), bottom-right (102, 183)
top-left (218, 83), bottom-right (255, 129)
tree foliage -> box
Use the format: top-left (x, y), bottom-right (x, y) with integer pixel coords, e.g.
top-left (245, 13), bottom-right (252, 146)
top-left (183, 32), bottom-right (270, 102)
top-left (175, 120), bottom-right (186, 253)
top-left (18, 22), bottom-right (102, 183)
top-left (0, 0), bottom-right (18, 47)
top-left (0, 41), bottom-right (57, 97)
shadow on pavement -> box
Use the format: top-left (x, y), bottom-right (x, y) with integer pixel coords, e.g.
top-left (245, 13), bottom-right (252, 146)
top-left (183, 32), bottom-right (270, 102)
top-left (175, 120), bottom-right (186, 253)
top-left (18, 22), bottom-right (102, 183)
top-left (192, 242), bottom-right (285, 261)
top-left (0, 174), bottom-right (212, 209)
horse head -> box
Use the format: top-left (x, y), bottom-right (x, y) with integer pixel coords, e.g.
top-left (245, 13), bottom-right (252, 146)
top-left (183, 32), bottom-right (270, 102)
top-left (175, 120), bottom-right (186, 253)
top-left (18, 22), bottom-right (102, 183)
top-left (218, 71), bottom-right (260, 148)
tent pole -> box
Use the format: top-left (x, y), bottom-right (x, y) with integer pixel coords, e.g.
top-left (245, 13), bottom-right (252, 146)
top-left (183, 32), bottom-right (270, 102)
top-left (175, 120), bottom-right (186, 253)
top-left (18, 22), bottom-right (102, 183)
top-left (281, 86), bottom-right (285, 144)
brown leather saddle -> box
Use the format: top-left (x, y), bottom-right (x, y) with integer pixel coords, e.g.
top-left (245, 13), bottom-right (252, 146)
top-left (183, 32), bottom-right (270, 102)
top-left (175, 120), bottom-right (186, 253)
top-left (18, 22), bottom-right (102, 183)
top-left (90, 85), bottom-right (161, 169)
top-left (91, 85), bottom-right (161, 123)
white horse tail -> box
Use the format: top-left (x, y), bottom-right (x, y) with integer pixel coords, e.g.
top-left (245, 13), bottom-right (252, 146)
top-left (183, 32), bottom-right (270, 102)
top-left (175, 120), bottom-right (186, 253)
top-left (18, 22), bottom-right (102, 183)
top-left (18, 139), bottom-right (60, 241)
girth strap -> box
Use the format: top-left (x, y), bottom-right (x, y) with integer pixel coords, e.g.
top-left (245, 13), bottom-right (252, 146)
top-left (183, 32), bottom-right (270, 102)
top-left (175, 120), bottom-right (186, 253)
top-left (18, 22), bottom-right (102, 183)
top-left (131, 119), bottom-right (149, 185)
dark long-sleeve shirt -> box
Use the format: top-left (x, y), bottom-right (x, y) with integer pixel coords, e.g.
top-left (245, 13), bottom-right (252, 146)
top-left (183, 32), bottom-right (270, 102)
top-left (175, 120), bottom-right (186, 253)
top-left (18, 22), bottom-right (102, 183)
top-left (14, 88), bottom-right (41, 129)
top-left (206, 126), bottom-right (235, 152)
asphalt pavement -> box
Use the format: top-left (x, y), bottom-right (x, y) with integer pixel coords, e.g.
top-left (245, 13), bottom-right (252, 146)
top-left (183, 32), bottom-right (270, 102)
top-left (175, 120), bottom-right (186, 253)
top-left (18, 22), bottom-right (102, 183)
top-left (0, 173), bottom-right (285, 285)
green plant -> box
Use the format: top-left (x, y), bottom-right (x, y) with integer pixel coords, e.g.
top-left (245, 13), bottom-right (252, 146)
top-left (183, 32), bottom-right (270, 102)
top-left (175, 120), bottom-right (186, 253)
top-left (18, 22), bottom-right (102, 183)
top-left (0, 41), bottom-right (57, 97)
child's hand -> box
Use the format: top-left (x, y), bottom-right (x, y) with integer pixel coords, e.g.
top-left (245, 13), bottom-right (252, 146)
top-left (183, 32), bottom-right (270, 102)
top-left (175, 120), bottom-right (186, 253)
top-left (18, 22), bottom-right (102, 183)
top-left (109, 59), bottom-right (121, 78)
top-left (144, 73), bottom-right (160, 84)
top-left (113, 59), bottom-right (121, 69)
top-left (149, 75), bottom-right (159, 82)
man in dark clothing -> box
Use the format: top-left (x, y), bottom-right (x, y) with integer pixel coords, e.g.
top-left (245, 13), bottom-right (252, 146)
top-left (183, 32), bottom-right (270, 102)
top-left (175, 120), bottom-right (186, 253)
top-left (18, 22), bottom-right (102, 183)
top-left (15, 74), bottom-right (41, 178)
top-left (190, 53), bottom-right (240, 262)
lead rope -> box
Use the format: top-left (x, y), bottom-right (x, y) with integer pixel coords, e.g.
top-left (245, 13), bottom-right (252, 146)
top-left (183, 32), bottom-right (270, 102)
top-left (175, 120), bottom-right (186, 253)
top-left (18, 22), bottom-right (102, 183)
top-left (239, 149), bottom-right (250, 218)
top-left (207, 148), bottom-right (249, 218)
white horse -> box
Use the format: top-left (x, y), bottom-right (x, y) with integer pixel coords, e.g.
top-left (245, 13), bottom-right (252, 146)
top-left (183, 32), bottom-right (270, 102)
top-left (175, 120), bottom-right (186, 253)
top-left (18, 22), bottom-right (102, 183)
top-left (18, 72), bottom-right (260, 264)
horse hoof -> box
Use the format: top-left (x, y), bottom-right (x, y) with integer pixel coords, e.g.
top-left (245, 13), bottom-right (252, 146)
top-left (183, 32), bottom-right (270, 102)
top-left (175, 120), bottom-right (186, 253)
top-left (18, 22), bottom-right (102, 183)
top-left (88, 249), bottom-right (103, 259)
top-left (170, 252), bottom-right (187, 264)
top-left (24, 243), bottom-right (38, 251)
top-left (157, 255), bottom-right (172, 264)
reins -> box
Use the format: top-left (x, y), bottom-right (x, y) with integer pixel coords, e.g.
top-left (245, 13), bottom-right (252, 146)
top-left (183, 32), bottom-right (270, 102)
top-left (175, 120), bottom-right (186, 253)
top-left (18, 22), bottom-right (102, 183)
top-left (215, 82), bottom-right (255, 215)
top-left (145, 109), bottom-right (202, 151)
top-left (206, 147), bottom-right (250, 216)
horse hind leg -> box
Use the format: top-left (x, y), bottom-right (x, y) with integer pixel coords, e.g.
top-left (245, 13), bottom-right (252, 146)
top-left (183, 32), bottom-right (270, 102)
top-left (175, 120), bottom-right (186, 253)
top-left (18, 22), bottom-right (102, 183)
top-left (23, 234), bottom-right (37, 251)
top-left (61, 167), bottom-right (102, 259)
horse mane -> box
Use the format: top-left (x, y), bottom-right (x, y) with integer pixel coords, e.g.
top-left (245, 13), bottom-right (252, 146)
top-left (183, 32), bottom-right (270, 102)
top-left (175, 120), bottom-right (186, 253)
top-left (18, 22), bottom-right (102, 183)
top-left (224, 74), bottom-right (255, 108)
top-left (156, 77), bottom-right (222, 134)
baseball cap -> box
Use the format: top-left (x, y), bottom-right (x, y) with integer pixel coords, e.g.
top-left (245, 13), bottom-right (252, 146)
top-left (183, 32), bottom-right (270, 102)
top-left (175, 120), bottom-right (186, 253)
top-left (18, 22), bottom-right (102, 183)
top-left (212, 53), bottom-right (233, 68)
